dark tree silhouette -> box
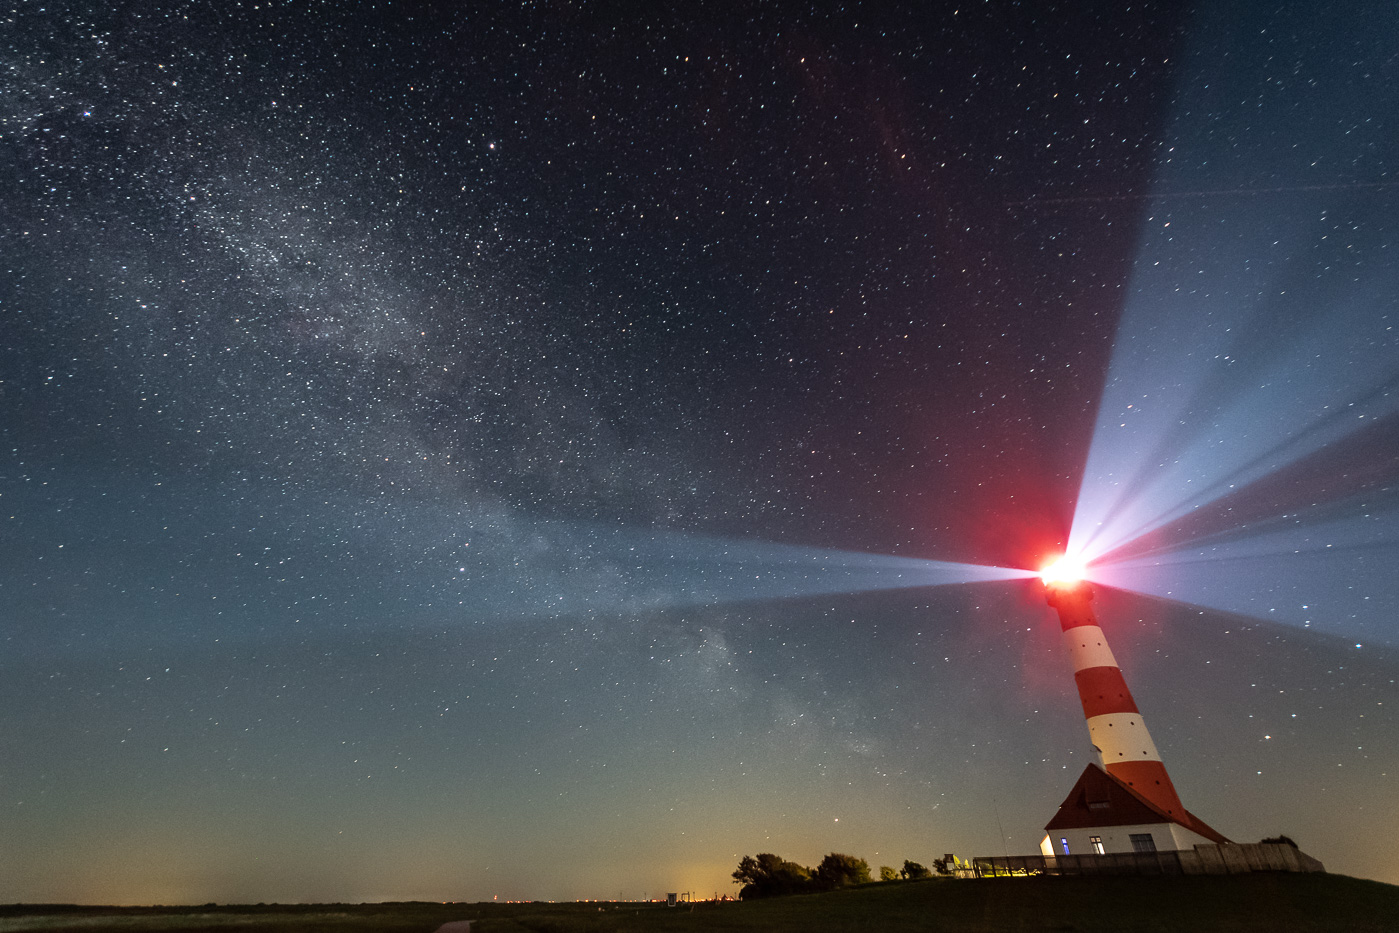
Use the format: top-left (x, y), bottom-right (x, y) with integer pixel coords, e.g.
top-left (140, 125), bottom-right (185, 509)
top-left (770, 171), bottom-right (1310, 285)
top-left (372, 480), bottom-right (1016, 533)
top-left (902, 859), bottom-right (933, 880)
top-left (813, 853), bottom-right (872, 890)
top-left (731, 853), bottom-right (814, 899)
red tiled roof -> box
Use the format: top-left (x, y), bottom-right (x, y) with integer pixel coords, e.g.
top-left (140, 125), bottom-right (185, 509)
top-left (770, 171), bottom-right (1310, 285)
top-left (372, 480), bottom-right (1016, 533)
top-left (1044, 764), bottom-right (1230, 844)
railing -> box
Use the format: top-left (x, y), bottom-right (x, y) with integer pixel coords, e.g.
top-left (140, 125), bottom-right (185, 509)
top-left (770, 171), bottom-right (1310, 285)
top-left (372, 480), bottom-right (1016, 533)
top-left (972, 843), bottom-right (1324, 878)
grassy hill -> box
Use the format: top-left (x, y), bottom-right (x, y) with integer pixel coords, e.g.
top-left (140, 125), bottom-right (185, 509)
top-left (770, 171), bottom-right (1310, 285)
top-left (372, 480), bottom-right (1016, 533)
top-left (5, 873), bottom-right (1398, 933)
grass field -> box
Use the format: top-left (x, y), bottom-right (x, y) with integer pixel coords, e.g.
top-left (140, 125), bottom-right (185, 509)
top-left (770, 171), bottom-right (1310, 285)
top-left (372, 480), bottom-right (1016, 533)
top-left (5, 873), bottom-right (1397, 933)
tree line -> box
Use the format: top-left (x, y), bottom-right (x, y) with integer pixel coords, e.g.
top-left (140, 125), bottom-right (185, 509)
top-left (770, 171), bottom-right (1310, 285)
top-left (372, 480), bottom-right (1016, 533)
top-left (731, 853), bottom-right (937, 899)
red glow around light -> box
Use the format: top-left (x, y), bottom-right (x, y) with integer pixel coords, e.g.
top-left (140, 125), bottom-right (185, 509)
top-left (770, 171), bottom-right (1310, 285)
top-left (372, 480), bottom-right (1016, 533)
top-left (1040, 555), bottom-right (1087, 586)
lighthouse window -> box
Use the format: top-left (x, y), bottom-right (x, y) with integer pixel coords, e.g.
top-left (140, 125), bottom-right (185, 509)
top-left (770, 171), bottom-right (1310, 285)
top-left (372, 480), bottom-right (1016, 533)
top-left (1090, 836), bottom-right (1105, 855)
top-left (1060, 838), bottom-right (1071, 855)
top-left (1129, 833), bottom-right (1157, 853)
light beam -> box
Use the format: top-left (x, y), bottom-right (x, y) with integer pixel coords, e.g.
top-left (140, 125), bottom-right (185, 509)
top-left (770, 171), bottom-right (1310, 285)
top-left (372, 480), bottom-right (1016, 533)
top-left (1058, 2), bottom-right (1399, 644)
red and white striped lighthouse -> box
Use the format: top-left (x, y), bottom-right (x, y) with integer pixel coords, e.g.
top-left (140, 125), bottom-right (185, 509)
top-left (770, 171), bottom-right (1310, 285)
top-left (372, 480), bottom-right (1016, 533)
top-left (1035, 558), bottom-right (1229, 856)
top-left (1042, 572), bottom-right (1189, 819)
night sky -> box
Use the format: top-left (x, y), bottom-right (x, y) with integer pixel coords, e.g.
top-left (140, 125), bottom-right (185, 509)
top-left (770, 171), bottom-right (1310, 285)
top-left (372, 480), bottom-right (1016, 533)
top-left (3, 0), bottom-right (1397, 905)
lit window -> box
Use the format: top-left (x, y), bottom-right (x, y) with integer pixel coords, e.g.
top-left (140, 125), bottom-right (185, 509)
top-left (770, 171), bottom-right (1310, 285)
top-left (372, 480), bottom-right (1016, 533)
top-left (1090, 835), bottom-right (1104, 855)
top-left (1129, 833), bottom-right (1157, 853)
top-left (1060, 837), bottom-right (1070, 855)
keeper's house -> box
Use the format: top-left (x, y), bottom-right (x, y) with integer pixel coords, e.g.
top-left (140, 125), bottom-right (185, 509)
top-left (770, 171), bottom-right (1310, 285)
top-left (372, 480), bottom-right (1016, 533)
top-left (1040, 763), bottom-right (1229, 857)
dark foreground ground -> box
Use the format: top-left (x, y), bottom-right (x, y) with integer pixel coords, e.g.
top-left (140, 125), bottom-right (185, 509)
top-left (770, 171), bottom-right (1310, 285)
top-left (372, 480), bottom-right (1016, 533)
top-left (5, 873), bottom-right (1398, 933)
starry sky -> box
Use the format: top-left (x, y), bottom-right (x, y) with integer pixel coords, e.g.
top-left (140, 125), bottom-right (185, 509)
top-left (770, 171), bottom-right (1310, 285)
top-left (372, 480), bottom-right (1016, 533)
top-left (3, 0), bottom-right (1397, 905)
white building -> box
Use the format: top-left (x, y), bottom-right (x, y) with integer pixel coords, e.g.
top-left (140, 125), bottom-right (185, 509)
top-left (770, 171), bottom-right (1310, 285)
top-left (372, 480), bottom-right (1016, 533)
top-left (1040, 763), bottom-right (1229, 857)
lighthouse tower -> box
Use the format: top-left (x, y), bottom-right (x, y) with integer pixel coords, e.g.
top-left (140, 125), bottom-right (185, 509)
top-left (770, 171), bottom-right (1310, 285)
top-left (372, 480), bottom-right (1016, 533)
top-left (1039, 562), bottom-right (1228, 856)
top-left (1044, 575), bottom-right (1186, 817)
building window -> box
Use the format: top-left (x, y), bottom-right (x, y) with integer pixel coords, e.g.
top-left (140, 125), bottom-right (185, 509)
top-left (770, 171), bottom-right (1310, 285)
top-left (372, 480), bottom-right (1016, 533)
top-left (1060, 838), bottom-right (1070, 855)
top-left (1090, 836), bottom-right (1104, 855)
top-left (1129, 833), bottom-right (1157, 853)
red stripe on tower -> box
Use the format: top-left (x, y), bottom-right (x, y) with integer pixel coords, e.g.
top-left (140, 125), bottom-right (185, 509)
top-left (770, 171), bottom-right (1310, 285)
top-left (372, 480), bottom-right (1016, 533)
top-left (1044, 579), bottom-right (1188, 819)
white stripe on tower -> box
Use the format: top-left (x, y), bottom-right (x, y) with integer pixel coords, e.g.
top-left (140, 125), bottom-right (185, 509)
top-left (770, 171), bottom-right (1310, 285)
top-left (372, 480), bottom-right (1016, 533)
top-left (1062, 624), bottom-right (1119, 672)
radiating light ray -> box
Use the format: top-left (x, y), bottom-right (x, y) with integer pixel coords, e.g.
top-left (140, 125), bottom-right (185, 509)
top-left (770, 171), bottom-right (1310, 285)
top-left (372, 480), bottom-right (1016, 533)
top-left (1092, 514), bottom-right (1399, 643)
top-left (0, 473), bottom-right (1033, 669)
top-left (424, 517), bottom-right (1035, 619)
top-left (516, 526), bottom-right (1035, 613)
top-left (1069, 262), bottom-right (1399, 566)
top-left (1096, 413), bottom-right (1399, 567)
top-left (1063, 1), bottom-right (1399, 643)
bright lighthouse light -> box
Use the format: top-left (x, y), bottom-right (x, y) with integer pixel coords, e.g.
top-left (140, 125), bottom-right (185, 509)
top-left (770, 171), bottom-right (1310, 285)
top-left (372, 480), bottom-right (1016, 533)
top-left (1040, 555), bottom-right (1087, 586)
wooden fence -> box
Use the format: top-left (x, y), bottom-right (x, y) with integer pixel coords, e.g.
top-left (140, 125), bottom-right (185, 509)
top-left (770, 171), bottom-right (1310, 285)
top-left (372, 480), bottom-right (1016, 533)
top-left (972, 843), bottom-right (1324, 878)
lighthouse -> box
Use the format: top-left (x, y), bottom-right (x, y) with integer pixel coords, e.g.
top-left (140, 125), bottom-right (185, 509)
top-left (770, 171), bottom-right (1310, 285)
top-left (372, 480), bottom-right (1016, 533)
top-left (1038, 559), bottom-right (1228, 856)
